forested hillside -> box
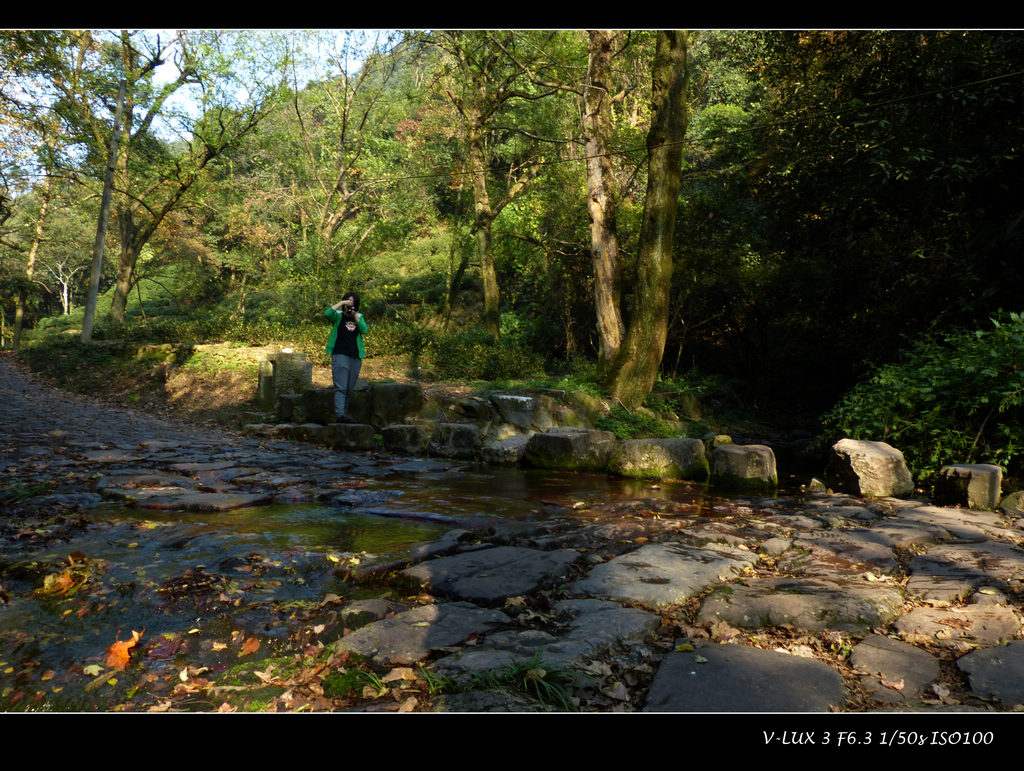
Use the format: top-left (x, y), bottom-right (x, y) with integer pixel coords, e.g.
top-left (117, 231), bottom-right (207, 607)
top-left (3, 30), bottom-right (1024, 476)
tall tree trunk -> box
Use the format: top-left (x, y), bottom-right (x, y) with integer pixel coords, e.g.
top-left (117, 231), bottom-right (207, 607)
top-left (109, 250), bottom-right (138, 324)
top-left (607, 31), bottom-right (690, 410)
top-left (584, 30), bottom-right (626, 375)
top-left (466, 118), bottom-right (501, 338)
top-left (12, 172), bottom-right (53, 351)
top-left (109, 200), bottom-right (139, 325)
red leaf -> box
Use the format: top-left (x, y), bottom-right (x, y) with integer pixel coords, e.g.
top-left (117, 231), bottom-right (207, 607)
top-left (105, 629), bottom-right (144, 670)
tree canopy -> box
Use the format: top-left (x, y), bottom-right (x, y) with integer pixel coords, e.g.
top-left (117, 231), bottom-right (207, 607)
top-left (4, 29), bottom-right (1024, 432)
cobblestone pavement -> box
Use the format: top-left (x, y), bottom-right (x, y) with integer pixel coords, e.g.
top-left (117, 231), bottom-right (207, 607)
top-left (2, 355), bottom-right (1024, 715)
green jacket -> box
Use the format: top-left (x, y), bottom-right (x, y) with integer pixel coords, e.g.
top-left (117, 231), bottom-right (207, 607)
top-left (324, 306), bottom-right (368, 358)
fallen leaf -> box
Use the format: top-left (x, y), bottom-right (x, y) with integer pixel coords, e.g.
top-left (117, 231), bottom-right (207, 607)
top-left (253, 664), bottom-right (276, 683)
top-left (240, 637), bottom-right (261, 656)
top-left (382, 667), bottom-right (417, 683)
top-left (600, 681), bottom-right (630, 701)
top-left (105, 629), bottom-right (144, 670)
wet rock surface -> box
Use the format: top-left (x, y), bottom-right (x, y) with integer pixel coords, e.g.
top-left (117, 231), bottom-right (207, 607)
top-left (2, 356), bottom-right (1024, 713)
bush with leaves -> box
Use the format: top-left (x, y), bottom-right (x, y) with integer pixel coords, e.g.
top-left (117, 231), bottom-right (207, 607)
top-left (823, 312), bottom-right (1024, 481)
top-left (425, 328), bottom-right (545, 381)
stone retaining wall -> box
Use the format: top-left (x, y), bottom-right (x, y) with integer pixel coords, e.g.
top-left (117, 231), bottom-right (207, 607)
top-left (244, 379), bottom-right (1004, 502)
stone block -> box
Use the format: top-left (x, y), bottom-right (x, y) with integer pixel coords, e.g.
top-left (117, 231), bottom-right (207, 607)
top-left (272, 351), bottom-right (313, 397)
top-left (371, 382), bottom-right (424, 427)
top-left (428, 423), bottom-right (481, 460)
top-left (276, 393), bottom-right (303, 422)
top-left (609, 437), bottom-right (709, 481)
top-left (322, 423), bottom-right (377, 451)
top-left (257, 359), bottom-right (276, 409)
top-left (481, 434), bottom-right (531, 465)
top-left (382, 424), bottom-right (431, 455)
top-left (711, 443), bottom-right (777, 491)
top-left (302, 388), bottom-right (335, 425)
top-left (490, 393), bottom-right (556, 431)
top-left (294, 423), bottom-right (326, 444)
top-left (934, 463), bottom-right (1002, 510)
top-left (827, 438), bottom-right (914, 498)
top-left (348, 382), bottom-right (372, 424)
top-left (524, 427), bottom-right (617, 472)
top-left (452, 397), bottom-right (496, 423)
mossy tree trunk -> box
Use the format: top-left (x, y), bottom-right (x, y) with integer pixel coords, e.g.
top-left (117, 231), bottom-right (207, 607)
top-left (606, 31), bottom-right (690, 410)
top-left (584, 30), bottom-right (627, 376)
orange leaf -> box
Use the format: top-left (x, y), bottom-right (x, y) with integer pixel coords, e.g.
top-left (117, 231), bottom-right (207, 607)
top-left (105, 629), bottom-right (144, 670)
top-left (240, 637), bottom-right (261, 656)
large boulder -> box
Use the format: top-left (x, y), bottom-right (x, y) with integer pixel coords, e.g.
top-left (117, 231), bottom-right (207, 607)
top-left (827, 438), bottom-right (914, 498)
top-left (524, 427), bottom-right (617, 472)
top-left (609, 437), bottom-right (709, 481)
top-left (710, 443), bottom-right (777, 492)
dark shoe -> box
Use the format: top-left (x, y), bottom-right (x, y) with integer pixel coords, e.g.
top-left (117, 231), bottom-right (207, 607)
top-left (335, 415), bottom-right (354, 424)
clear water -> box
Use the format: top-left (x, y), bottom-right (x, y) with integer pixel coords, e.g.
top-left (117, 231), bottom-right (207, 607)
top-left (0, 465), bottom-right (711, 711)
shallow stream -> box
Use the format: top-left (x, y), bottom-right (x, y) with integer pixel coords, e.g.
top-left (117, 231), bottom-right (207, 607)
top-left (0, 464), bottom-right (719, 711)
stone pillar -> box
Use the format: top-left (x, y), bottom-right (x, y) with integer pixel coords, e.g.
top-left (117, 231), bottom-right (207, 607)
top-left (257, 351), bottom-right (313, 411)
top-left (274, 351), bottom-right (313, 398)
top-left (257, 359), bottom-right (277, 409)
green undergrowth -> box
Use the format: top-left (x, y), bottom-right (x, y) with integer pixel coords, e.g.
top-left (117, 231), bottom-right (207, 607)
top-left (824, 311), bottom-right (1024, 482)
top-left (14, 304), bottom-right (761, 444)
top-left (595, 407), bottom-right (679, 440)
top-left (463, 653), bottom-right (583, 711)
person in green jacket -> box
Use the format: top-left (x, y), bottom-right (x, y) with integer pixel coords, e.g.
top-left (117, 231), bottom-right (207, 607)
top-left (324, 292), bottom-right (368, 423)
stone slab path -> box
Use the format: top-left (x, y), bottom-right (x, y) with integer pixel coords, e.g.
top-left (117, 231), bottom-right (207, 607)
top-left (2, 356), bottom-right (1024, 712)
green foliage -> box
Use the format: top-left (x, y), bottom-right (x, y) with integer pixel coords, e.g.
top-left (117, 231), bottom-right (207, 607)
top-left (823, 312), bottom-right (1024, 480)
top-left (467, 653), bottom-right (581, 711)
top-left (322, 668), bottom-right (385, 699)
top-left (595, 407), bottom-right (677, 440)
top-left (424, 328), bottom-right (545, 381)
top-left (11, 30), bottom-right (1024, 418)
top-left (0, 481), bottom-right (54, 505)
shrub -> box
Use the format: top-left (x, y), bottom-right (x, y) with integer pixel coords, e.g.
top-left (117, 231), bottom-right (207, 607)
top-left (425, 328), bottom-right (545, 381)
top-left (822, 311), bottom-right (1024, 480)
